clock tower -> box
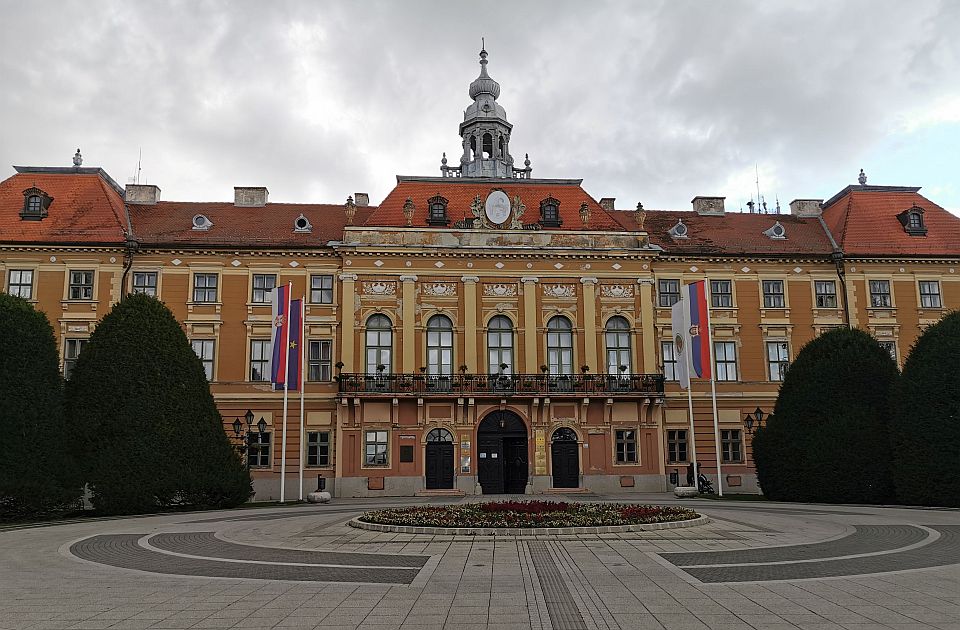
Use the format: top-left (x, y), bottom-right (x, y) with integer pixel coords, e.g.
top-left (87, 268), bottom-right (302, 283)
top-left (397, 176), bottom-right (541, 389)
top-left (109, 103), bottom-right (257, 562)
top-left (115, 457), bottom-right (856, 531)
top-left (441, 47), bottom-right (532, 179)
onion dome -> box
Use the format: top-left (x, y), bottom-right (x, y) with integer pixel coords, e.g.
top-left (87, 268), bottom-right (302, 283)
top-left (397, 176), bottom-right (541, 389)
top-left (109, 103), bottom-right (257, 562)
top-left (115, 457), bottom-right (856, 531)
top-left (468, 48), bottom-right (500, 100)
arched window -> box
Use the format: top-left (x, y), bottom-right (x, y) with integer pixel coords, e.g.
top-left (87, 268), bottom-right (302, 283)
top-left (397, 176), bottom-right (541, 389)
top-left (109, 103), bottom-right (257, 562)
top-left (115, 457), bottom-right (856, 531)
top-left (540, 197), bottom-right (561, 227)
top-left (908, 212), bottom-right (922, 229)
top-left (482, 133), bottom-right (493, 159)
top-left (605, 316), bottom-right (632, 374)
top-left (426, 315), bottom-right (454, 376)
top-left (498, 136), bottom-right (505, 158)
top-left (546, 316), bottom-right (574, 375)
top-left (487, 315), bottom-right (514, 374)
top-left (27, 195), bottom-right (42, 214)
top-left (427, 195), bottom-right (449, 226)
top-left (426, 428), bottom-right (454, 442)
top-left (552, 427), bottom-right (578, 442)
top-left (470, 135), bottom-right (478, 159)
top-left (365, 314), bottom-right (392, 374)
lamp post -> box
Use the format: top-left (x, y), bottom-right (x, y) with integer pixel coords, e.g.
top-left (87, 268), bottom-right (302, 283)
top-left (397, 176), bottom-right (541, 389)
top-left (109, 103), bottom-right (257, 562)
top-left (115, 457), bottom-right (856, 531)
top-left (744, 406), bottom-right (766, 435)
top-left (231, 410), bottom-right (267, 471)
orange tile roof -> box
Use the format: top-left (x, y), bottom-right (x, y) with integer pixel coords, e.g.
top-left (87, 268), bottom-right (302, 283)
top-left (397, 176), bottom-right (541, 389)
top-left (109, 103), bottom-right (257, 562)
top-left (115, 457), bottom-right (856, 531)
top-left (129, 202), bottom-right (375, 247)
top-left (821, 187), bottom-right (960, 257)
top-left (0, 169), bottom-right (128, 245)
top-left (362, 177), bottom-right (622, 230)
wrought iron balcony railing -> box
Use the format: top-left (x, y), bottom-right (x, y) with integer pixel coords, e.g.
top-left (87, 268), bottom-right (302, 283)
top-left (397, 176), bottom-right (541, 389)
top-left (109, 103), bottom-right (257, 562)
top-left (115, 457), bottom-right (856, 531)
top-left (337, 372), bottom-right (664, 397)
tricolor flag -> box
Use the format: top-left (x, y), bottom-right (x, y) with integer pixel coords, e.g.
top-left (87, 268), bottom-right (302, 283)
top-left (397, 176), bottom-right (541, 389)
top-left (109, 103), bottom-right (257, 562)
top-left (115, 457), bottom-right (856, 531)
top-left (670, 280), bottom-right (712, 388)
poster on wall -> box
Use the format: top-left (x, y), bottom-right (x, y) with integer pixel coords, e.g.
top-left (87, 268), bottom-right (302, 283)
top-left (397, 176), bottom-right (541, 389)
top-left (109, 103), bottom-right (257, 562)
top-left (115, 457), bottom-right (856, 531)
top-left (460, 456), bottom-right (471, 473)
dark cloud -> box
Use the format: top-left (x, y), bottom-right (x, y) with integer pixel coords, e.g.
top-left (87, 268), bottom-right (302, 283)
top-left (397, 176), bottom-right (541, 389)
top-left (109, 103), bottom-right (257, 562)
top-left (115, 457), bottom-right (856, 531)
top-left (1, 0), bottom-right (957, 210)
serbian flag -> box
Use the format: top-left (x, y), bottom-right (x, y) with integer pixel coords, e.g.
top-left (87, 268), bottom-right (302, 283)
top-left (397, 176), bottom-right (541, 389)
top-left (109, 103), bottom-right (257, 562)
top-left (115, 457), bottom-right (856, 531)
top-left (670, 280), bottom-right (712, 388)
top-left (271, 284), bottom-right (290, 389)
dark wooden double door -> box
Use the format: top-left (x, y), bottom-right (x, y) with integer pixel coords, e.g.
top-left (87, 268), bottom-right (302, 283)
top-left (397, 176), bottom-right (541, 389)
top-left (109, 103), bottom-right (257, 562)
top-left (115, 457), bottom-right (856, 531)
top-left (425, 442), bottom-right (454, 489)
top-left (477, 411), bottom-right (529, 494)
top-left (551, 441), bottom-right (579, 488)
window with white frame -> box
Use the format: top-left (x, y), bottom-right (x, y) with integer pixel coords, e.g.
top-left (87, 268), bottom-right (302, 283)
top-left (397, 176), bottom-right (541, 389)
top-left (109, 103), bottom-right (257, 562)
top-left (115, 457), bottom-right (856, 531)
top-left (426, 315), bottom-right (454, 376)
top-left (7, 269), bottom-right (33, 299)
top-left (661, 341), bottom-right (677, 381)
top-left (605, 316), bottom-right (632, 374)
top-left (68, 271), bottom-right (94, 300)
top-left (667, 429), bottom-right (687, 463)
top-left (310, 274), bottom-right (334, 304)
top-left (365, 314), bottom-right (392, 374)
top-left (721, 429), bottom-right (743, 463)
top-left (192, 339), bottom-right (215, 381)
top-left (869, 280), bottom-right (892, 308)
top-left (248, 432), bottom-right (271, 467)
top-left (132, 271), bottom-right (158, 296)
top-left (308, 340), bottom-right (332, 382)
top-left (364, 430), bottom-right (388, 466)
top-left (766, 341), bottom-right (790, 381)
top-left (615, 429), bottom-right (638, 464)
top-left (814, 280), bottom-right (837, 308)
top-left (487, 315), bottom-right (514, 374)
top-left (63, 338), bottom-right (86, 380)
top-left (919, 281), bottom-right (942, 308)
top-left (250, 339), bottom-right (271, 381)
top-left (193, 273), bottom-right (218, 303)
top-left (251, 274), bottom-right (277, 304)
top-left (658, 279), bottom-right (680, 307)
top-left (762, 280), bottom-right (785, 308)
top-left (306, 431), bottom-right (330, 467)
top-left (878, 340), bottom-right (897, 362)
top-left (546, 316), bottom-right (574, 375)
top-left (714, 341), bottom-right (738, 381)
top-left (710, 280), bottom-right (732, 307)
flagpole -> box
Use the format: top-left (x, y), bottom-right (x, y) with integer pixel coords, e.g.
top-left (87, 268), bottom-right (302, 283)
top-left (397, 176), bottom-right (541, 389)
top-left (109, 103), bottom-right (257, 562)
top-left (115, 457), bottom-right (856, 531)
top-left (280, 281), bottom-right (292, 503)
top-left (684, 315), bottom-right (698, 488)
top-left (704, 288), bottom-right (723, 497)
top-left (298, 297), bottom-right (305, 501)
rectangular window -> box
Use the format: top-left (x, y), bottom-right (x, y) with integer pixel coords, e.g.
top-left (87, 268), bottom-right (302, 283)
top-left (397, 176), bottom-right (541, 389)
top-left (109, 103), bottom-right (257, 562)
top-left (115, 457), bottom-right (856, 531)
top-left (7, 269), bottom-right (33, 299)
top-left (310, 274), bottom-right (334, 304)
top-left (919, 281), bottom-right (942, 308)
top-left (306, 431), bottom-right (330, 467)
top-left (615, 429), bottom-right (638, 464)
top-left (68, 270), bottom-right (94, 300)
top-left (661, 340), bottom-right (677, 381)
top-left (814, 280), bottom-right (837, 308)
top-left (250, 339), bottom-right (271, 382)
top-left (251, 274), bottom-right (277, 304)
top-left (762, 280), bottom-right (785, 308)
top-left (192, 339), bottom-right (215, 381)
top-left (869, 280), bottom-right (892, 308)
top-left (710, 280), bottom-right (732, 308)
top-left (721, 429), bottom-right (743, 463)
top-left (878, 340), bottom-right (897, 362)
top-left (364, 430), bottom-right (389, 466)
top-left (132, 271), bottom-right (158, 296)
top-left (248, 432), bottom-right (271, 468)
top-left (714, 341), bottom-right (738, 382)
top-left (658, 279), bottom-right (680, 308)
top-left (193, 273), bottom-right (218, 303)
top-left (63, 338), bottom-right (86, 380)
top-left (766, 341), bottom-right (790, 382)
top-left (667, 429), bottom-right (688, 463)
top-left (308, 340), bottom-right (333, 382)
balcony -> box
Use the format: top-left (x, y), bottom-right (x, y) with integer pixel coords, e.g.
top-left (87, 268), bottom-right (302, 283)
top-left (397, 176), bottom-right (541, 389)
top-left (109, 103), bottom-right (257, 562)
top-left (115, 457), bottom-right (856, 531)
top-left (337, 372), bottom-right (664, 398)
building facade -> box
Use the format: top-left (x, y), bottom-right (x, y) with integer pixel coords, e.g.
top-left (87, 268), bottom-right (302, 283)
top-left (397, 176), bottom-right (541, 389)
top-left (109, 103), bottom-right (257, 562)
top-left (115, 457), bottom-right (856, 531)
top-left (2, 53), bottom-right (959, 499)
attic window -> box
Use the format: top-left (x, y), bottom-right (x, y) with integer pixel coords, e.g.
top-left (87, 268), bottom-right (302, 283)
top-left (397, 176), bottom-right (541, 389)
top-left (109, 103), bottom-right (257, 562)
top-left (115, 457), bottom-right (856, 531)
top-left (293, 214), bottom-right (312, 233)
top-left (764, 221), bottom-right (787, 240)
top-left (191, 214), bottom-right (213, 231)
top-left (20, 187), bottom-right (53, 221)
top-left (897, 206), bottom-right (927, 236)
top-left (669, 219), bottom-right (689, 239)
top-left (427, 195), bottom-right (449, 226)
top-left (539, 197), bottom-right (562, 227)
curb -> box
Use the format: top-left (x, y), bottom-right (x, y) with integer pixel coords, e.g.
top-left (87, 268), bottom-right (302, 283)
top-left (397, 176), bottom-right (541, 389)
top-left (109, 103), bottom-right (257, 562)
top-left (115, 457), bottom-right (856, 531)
top-left (348, 514), bottom-right (710, 536)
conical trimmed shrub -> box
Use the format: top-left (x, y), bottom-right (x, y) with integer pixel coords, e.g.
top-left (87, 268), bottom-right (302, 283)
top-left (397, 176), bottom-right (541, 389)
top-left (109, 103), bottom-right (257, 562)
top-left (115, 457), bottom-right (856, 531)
top-left (753, 327), bottom-right (898, 503)
top-left (66, 293), bottom-right (251, 514)
top-left (0, 293), bottom-right (81, 520)
top-left (891, 311), bottom-right (960, 507)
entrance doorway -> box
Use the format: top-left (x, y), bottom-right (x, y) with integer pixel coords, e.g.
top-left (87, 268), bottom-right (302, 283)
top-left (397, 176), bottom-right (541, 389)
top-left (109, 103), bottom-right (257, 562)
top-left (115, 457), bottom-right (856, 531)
top-left (550, 427), bottom-right (580, 488)
top-left (477, 411), bottom-right (528, 494)
top-left (425, 428), bottom-right (455, 489)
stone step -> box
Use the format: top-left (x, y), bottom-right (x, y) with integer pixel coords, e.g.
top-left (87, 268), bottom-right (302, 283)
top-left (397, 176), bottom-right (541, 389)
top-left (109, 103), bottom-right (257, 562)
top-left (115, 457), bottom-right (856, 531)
top-left (543, 487), bottom-right (592, 494)
top-left (414, 489), bottom-right (466, 497)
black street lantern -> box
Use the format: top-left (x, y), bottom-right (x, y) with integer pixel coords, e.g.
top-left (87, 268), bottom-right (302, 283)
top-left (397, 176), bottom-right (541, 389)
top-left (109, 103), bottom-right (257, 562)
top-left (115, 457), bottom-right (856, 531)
top-left (744, 406), bottom-right (767, 434)
top-left (257, 417), bottom-right (268, 434)
top-left (232, 417), bottom-right (243, 436)
top-left (244, 409), bottom-right (255, 426)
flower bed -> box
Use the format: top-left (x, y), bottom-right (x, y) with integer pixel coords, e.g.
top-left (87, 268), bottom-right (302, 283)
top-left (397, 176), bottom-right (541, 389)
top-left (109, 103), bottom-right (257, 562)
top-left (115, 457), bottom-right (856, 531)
top-left (358, 501), bottom-right (698, 529)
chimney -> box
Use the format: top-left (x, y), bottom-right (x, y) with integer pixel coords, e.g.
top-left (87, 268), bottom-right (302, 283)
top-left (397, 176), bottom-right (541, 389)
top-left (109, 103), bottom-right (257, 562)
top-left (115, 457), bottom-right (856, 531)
top-left (125, 184), bottom-right (161, 205)
top-left (692, 196), bottom-right (725, 216)
top-left (354, 193), bottom-right (370, 207)
top-left (789, 199), bottom-right (823, 218)
top-left (234, 187), bottom-right (269, 207)
top-left (599, 197), bottom-right (616, 211)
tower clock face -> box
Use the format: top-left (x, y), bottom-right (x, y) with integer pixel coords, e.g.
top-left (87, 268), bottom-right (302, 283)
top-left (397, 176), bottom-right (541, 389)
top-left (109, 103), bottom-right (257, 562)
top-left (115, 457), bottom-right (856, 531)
top-left (485, 190), bottom-right (511, 225)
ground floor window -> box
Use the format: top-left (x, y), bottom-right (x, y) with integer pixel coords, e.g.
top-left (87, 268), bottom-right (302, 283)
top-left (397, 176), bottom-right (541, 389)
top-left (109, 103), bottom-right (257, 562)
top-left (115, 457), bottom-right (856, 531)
top-left (248, 432), bottom-right (271, 467)
top-left (307, 431), bottom-right (330, 467)
top-left (667, 429), bottom-right (687, 463)
top-left (615, 429), bottom-right (638, 464)
top-left (64, 338), bottom-right (87, 380)
top-left (365, 430), bottom-right (388, 466)
top-left (721, 429), bottom-right (743, 463)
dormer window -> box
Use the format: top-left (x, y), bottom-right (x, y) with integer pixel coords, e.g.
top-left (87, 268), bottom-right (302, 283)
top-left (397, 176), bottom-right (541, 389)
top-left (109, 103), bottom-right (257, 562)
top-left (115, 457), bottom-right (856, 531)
top-left (293, 214), bottom-right (312, 233)
top-left (539, 197), bottom-right (562, 227)
top-left (668, 219), bottom-right (689, 239)
top-left (896, 205), bottom-right (927, 236)
top-left (191, 214), bottom-right (213, 231)
top-left (763, 221), bottom-right (787, 240)
top-left (427, 195), bottom-right (449, 226)
top-left (20, 187), bottom-right (52, 221)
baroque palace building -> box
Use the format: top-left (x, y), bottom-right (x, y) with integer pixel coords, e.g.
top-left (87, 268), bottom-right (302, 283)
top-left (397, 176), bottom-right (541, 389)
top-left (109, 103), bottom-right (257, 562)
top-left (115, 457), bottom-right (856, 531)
top-left (2, 50), bottom-right (959, 499)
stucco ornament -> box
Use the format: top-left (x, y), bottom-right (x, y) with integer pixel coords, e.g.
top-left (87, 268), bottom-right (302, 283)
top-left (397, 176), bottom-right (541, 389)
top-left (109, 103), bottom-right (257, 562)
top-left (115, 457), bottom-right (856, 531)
top-left (543, 284), bottom-right (576, 298)
top-left (483, 283), bottom-right (517, 297)
top-left (362, 281), bottom-right (396, 296)
top-left (600, 284), bottom-right (634, 299)
top-left (422, 282), bottom-right (456, 297)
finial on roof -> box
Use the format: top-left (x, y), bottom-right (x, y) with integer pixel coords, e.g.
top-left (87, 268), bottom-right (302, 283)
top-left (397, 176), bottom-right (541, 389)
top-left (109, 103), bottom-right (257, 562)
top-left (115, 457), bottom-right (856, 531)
top-left (469, 45), bottom-right (500, 100)
top-left (344, 195), bottom-right (356, 226)
top-left (73, 148), bottom-right (82, 167)
top-left (441, 152), bottom-right (447, 166)
top-left (579, 201), bottom-right (591, 228)
top-left (524, 153), bottom-right (530, 168)
top-left (858, 168), bottom-right (867, 185)
top-left (402, 197), bottom-right (415, 227)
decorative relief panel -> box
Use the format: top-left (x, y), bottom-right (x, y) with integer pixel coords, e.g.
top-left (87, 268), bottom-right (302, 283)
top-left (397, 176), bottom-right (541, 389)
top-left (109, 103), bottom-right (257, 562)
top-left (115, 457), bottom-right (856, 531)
top-left (420, 282), bottom-right (456, 297)
top-left (482, 283), bottom-right (518, 298)
top-left (543, 284), bottom-right (576, 299)
top-left (361, 281), bottom-right (397, 296)
top-left (600, 284), bottom-right (634, 299)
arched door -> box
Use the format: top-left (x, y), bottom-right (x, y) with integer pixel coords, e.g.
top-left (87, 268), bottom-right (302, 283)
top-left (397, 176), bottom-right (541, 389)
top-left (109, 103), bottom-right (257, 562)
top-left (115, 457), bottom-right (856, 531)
top-left (425, 428), bottom-right (455, 489)
top-left (551, 428), bottom-right (580, 489)
top-left (477, 411), bottom-right (528, 494)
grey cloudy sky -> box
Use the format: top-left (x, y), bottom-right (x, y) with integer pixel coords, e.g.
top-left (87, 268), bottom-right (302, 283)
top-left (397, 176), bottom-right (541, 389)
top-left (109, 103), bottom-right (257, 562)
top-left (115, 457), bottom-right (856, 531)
top-left (2, 0), bottom-right (958, 213)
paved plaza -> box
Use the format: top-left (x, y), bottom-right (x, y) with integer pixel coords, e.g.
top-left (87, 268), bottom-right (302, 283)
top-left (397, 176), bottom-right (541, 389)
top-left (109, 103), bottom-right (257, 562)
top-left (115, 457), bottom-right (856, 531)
top-left (2, 495), bottom-right (959, 630)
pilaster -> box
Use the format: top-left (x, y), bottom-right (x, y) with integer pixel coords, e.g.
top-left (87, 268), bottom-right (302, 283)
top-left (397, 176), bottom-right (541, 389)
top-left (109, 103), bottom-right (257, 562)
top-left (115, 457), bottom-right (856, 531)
top-left (637, 278), bottom-right (656, 372)
top-left (580, 277), bottom-right (599, 371)
top-left (521, 276), bottom-right (539, 372)
top-left (461, 276), bottom-right (479, 372)
top-left (339, 274), bottom-right (357, 371)
top-left (400, 275), bottom-right (418, 372)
